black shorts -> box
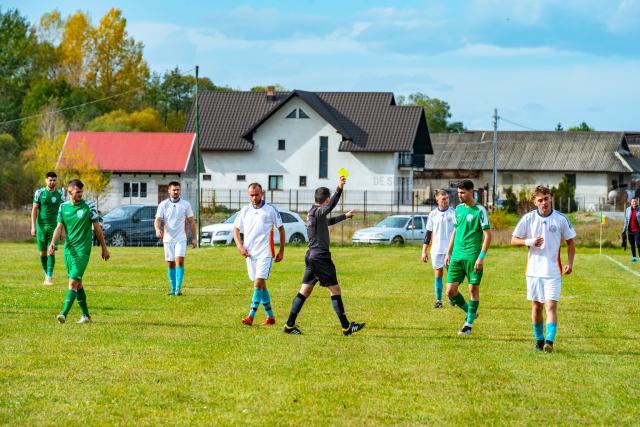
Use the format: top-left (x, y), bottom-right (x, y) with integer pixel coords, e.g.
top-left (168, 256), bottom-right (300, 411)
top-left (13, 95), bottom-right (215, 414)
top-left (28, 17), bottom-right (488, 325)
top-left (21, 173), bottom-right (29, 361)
top-left (302, 251), bottom-right (338, 287)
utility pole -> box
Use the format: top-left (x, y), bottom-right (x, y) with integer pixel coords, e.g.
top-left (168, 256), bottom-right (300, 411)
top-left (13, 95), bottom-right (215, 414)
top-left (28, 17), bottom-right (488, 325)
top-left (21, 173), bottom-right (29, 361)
top-left (492, 108), bottom-right (499, 209)
top-left (195, 65), bottom-right (201, 247)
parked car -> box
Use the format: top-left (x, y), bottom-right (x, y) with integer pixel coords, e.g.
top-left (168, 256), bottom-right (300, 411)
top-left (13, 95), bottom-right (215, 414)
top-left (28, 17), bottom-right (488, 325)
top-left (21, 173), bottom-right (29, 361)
top-left (101, 204), bottom-right (162, 247)
top-left (351, 215), bottom-right (428, 245)
top-left (201, 209), bottom-right (308, 245)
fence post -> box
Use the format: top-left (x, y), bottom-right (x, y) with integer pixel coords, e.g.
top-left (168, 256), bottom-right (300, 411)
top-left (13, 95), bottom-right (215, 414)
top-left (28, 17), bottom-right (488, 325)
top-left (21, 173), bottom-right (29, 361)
top-left (288, 189), bottom-right (292, 210)
top-left (364, 190), bottom-right (367, 224)
top-left (296, 190), bottom-right (299, 212)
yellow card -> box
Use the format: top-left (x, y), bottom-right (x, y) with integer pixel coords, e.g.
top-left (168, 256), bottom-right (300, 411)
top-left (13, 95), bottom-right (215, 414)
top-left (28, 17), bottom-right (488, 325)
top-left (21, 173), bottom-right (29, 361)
top-left (337, 167), bottom-right (350, 178)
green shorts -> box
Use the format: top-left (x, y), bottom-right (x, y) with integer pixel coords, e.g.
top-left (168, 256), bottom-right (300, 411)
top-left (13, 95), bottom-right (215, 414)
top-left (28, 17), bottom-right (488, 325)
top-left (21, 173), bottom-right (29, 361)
top-left (64, 250), bottom-right (91, 281)
top-left (36, 225), bottom-right (55, 252)
top-left (447, 258), bottom-right (483, 286)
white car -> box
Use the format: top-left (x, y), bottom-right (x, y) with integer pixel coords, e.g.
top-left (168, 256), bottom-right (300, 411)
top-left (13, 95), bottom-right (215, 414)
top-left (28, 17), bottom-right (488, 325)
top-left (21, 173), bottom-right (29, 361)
top-left (351, 215), bottom-right (428, 245)
top-left (201, 209), bottom-right (308, 245)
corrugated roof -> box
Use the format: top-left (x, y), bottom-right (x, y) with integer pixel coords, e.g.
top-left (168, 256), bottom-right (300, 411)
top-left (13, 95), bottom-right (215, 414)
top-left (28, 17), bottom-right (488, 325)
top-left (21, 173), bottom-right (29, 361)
top-left (424, 131), bottom-right (639, 173)
top-left (184, 90), bottom-right (432, 154)
top-left (58, 131), bottom-right (195, 173)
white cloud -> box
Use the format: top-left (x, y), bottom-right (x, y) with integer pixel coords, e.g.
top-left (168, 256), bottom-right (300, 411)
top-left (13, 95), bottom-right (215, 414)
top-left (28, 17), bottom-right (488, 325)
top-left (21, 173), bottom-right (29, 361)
top-left (607, 0), bottom-right (640, 33)
top-left (451, 43), bottom-right (581, 57)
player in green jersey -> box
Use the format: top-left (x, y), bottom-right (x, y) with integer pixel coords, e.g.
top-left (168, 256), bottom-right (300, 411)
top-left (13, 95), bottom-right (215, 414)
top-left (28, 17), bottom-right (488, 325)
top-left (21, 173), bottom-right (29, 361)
top-left (48, 179), bottom-right (110, 324)
top-left (444, 180), bottom-right (492, 336)
top-left (31, 172), bottom-right (65, 285)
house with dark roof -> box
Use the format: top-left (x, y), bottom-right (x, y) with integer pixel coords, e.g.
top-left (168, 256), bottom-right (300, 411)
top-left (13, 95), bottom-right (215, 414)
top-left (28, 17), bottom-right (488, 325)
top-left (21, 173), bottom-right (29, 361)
top-left (57, 131), bottom-right (197, 211)
top-left (184, 87), bottom-right (432, 203)
top-left (414, 131), bottom-right (640, 210)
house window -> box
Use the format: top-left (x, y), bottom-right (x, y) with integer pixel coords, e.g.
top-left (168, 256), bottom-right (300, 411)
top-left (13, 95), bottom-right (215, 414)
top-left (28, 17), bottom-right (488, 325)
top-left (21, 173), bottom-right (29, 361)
top-left (299, 176), bottom-right (307, 187)
top-left (565, 173), bottom-right (576, 188)
top-left (237, 175), bottom-right (246, 182)
top-left (268, 175), bottom-right (283, 191)
top-left (203, 174), bottom-right (212, 181)
top-left (319, 136), bottom-right (328, 179)
top-left (286, 109), bottom-right (297, 119)
top-left (298, 108), bottom-right (309, 118)
top-left (278, 139), bottom-right (286, 150)
top-left (123, 182), bottom-right (147, 198)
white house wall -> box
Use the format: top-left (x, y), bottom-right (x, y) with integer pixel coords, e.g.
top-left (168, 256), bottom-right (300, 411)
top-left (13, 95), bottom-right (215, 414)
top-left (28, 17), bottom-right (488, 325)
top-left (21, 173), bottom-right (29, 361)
top-left (201, 97), bottom-right (400, 194)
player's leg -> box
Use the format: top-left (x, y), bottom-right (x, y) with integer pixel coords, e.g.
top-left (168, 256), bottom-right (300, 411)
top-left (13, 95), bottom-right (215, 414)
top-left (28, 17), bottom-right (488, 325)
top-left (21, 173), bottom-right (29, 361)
top-left (57, 275), bottom-right (80, 324)
top-left (76, 282), bottom-right (92, 323)
top-left (542, 277), bottom-right (561, 352)
top-left (44, 226), bottom-right (56, 283)
top-left (283, 282), bottom-right (314, 334)
top-left (432, 252), bottom-right (444, 308)
top-left (165, 243), bottom-right (177, 295)
top-left (174, 241), bottom-right (187, 295)
top-left (631, 232), bottom-right (639, 262)
top-left (36, 226), bottom-right (50, 284)
top-left (326, 284), bottom-right (365, 336)
top-left (254, 258), bottom-right (275, 324)
top-left (446, 260), bottom-right (468, 313)
top-left (242, 258), bottom-right (260, 325)
top-left (532, 302), bottom-right (545, 351)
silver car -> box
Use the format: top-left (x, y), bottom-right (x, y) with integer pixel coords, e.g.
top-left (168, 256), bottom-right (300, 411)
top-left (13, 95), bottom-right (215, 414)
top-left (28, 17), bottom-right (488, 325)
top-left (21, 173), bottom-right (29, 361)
top-left (351, 215), bottom-right (428, 245)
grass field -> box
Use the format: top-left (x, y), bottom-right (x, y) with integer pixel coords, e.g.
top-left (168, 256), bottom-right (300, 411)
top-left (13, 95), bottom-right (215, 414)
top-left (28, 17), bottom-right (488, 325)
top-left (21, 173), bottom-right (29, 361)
top-left (1, 243), bottom-right (639, 425)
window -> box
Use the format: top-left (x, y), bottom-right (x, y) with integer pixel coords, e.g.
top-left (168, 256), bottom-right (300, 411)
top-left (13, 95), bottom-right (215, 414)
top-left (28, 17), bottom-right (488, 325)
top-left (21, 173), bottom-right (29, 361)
top-left (138, 207), bottom-right (156, 221)
top-left (132, 183), bottom-right (139, 198)
top-left (299, 176), bottom-right (307, 187)
top-left (298, 108), bottom-right (309, 118)
top-left (237, 175), bottom-right (246, 182)
top-left (268, 175), bottom-right (283, 191)
top-left (286, 109), bottom-right (297, 119)
top-left (280, 212), bottom-right (298, 223)
top-left (319, 136), bottom-right (328, 178)
top-left (123, 182), bottom-right (130, 198)
top-left (140, 183), bottom-right (147, 198)
top-left (409, 217), bottom-right (424, 230)
top-left (278, 139), bottom-right (286, 150)
top-left (203, 174), bottom-right (212, 181)
top-left (124, 182), bottom-right (147, 198)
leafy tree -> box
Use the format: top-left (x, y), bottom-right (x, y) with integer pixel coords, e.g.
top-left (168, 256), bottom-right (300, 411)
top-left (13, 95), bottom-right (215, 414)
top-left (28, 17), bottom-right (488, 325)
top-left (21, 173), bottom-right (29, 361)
top-left (397, 92), bottom-right (465, 134)
top-left (446, 121), bottom-right (466, 133)
top-left (0, 133), bottom-right (34, 208)
top-left (555, 122), bottom-right (564, 131)
top-left (551, 176), bottom-right (577, 212)
top-left (517, 186), bottom-right (535, 213)
top-left (86, 107), bottom-right (166, 132)
top-left (250, 84), bottom-right (287, 92)
top-left (58, 11), bottom-right (93, 87)
top-left (503, 186), bottom-right (517, 214)
top-left (567, 122), bottom-right (594, 132)
top-left (57, 140), bottom-right (111, 209)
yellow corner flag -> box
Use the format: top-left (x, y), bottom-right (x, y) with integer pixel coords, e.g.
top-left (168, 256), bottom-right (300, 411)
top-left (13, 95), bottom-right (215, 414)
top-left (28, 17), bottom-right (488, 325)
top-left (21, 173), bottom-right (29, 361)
top-left (600, 211), bottom-right (606, 225)
top-left (337, 167), bottom-right (350, 179)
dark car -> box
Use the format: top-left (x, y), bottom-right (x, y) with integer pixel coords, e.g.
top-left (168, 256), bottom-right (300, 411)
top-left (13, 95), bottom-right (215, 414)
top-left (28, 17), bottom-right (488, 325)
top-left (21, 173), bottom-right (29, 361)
top-left (101, 205), bottom-right (161, 247)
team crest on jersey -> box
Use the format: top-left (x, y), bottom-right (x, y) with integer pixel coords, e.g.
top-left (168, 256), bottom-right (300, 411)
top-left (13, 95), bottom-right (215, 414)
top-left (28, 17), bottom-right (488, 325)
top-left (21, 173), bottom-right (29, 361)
top-left (466, 214), bottom-right (474, 222)
top-left (549, 224), bottom-right (558, 233)
top-left (76, 210), bottom-right (84, 219)
top-left (51, 197), bottom-right (57, 203)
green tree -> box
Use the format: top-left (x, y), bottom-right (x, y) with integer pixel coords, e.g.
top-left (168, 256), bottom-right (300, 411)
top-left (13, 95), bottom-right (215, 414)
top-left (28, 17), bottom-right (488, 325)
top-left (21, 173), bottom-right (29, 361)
top-left (397, 92), bottom-right (465, 134)
top-left (567, 122), bottom-right (594, 132)
top-left (86, 107), bottom-right (167, 132)
top-left (555, 122), bottom-right (564, 131)
top-left (0, 133), bottom-right (34, 208)
top-left (551, 176), bottom-right (577, 212)
top-left (503, 186), bottom-right (517, 214)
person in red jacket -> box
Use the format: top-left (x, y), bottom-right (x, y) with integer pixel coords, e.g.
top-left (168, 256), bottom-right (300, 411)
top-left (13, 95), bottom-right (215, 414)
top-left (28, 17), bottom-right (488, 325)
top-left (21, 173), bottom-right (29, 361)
top-left (623, 198), bottom-right (640, 262)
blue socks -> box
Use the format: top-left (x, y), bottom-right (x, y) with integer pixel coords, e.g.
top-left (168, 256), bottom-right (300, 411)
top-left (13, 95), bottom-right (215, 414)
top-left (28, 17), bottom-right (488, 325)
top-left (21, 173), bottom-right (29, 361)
top-left (533, 323), bottom-right (544, 341)
top-left (249, 288), bottom-right (261, 317)
top-left (434, 276), bottom-right (443, 301)
top-left (167, 267), bottom-right (176, 293)
top-left (261, 288), bottom-right (274, 318)
top-left (545, 322), bottom-right (557, 343)
top-left (175, 267), bottom-right (184, 292)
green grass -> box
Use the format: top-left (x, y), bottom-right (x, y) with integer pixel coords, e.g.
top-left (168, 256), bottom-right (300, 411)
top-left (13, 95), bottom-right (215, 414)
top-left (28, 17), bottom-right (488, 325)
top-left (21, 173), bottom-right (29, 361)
top-left (1, 243), bottom-right (639, 425)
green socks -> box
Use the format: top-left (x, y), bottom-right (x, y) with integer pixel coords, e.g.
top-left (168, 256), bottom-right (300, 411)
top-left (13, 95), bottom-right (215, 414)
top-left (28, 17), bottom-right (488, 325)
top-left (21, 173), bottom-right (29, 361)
top-left (449, 292), bottom-right (468, 313)
top-left (40, 255), bottom-right (48, 275)
top-left (466, 300), bottom-right (479, 324)
top-left (61, 290), bottom-right (77, 316)
top-left (76, 287), bottom-right (90, 317)
top-left (46, 255), bottom-right (55, 277)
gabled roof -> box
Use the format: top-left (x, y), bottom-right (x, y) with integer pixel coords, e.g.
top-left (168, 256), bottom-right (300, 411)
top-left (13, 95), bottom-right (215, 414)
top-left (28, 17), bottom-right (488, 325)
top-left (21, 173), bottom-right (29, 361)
top-left (57, 131), bottom-right (195, 173)
top-left (184, 90), bottom-right (432, 154)
top-left (424, 131), bottom-right (640, 173)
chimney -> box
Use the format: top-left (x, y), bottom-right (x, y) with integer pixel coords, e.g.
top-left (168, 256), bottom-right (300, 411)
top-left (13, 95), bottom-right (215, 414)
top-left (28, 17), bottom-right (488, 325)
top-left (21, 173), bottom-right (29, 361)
top-left (266, 85), bottom-right (275, 101)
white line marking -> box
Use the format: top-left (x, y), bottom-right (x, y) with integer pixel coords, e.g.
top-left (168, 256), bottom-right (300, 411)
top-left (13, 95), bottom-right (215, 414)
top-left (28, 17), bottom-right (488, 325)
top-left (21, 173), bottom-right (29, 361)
top-left (602, 254), bottom-right (640, 277)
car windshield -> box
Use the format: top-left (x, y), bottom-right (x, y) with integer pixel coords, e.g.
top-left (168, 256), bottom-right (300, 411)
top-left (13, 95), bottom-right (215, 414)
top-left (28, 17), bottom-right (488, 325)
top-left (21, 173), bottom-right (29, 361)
top-left (103, 206), bottom-right (139, 221)
top-left (223, 213), bottom-right (238, 224)
top-left (375, 217), bottom-right (409, 228)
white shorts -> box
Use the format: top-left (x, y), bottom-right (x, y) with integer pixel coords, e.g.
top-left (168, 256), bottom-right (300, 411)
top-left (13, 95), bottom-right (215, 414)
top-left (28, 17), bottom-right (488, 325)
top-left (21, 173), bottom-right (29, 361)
top-left (526, 276), bottom-right (562, 303)
top-left (164, 240), bottom-right (187, 261)
top-left (246, 257), bottom-right (273, 281)
top-left (431, 252), bottom-right (447, 270)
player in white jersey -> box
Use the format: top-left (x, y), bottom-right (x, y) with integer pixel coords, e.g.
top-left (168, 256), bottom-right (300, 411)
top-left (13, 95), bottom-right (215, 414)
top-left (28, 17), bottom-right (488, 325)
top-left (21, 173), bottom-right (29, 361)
top-left (234, 183), bottom-right (285, 326)
top-left (154, 181), bottom-right (197, 296)
top-left (511, 185), bottom-right (576, 353)
top-left (421, 189), bottom-right (456, 308)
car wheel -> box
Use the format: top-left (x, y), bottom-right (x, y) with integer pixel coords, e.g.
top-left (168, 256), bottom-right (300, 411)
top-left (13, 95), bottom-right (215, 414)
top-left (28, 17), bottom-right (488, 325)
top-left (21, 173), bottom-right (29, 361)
top-left (109, 232), bottom-right (127, 247)
top-left (289, 233), bottom-right (305, 244)
top-left (391, 235), bottom-right (404, 245)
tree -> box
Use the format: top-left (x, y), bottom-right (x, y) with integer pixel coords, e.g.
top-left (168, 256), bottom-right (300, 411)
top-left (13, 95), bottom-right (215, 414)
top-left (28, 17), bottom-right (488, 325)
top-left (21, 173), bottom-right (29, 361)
top-left (57, 140), bottom-right (111, 209)
top-left (0, 133), bottom-right (34, 208)
top-left (503, 186), bottom-right (517, 214)
top-left (551, 176), bottom-right (577, 212)
top-left (397, 92), bottom-right (465, 134)
top-left (555, 122), bottom-right (564, 131)
top-left (567, 122), bottom-right (594, 132)
top-left (250, 84), bottom-right (286, 92)
top-left (58, 11), bottom-right (93, 87)
top-left (23, 103), bottom-right (67, 182)
top-left (86, 107), bottom-right (167, 132)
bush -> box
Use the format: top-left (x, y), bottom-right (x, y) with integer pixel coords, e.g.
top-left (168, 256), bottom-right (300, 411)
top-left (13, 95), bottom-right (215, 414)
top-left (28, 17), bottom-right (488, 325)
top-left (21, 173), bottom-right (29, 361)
top-left (503, 186), bottom-right (517, 214)
top-left (517, 186), bottom-right (535, 214)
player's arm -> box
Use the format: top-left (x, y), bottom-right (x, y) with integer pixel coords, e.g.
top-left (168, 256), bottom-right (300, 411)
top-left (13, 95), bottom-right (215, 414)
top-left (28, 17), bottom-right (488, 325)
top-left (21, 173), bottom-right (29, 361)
top-left (93, 219), bottom-right (110, 260)
top-left (275, 225), bottom-right (285, 262)
top-left (421, 231), bottom-right (432, 263)
top-left (474, 229), bottom-right (492, 272)
top-left (444, 228), bottom-right (456, 266)
top-left (187, 216), bottom-right (197, 248)
top-left (564, 238), bottom-right (575, 275)
top-left (154, 217), bottom-right (163, 239)
top-left (233, 226), bottom-right (249, 257)
top-left (47, 223), bottom-right (64, 255)
top-left (511, 235), bottom-right (544, 247)
top-left (30, 203), bottom-right (39, 236)
top-left (317, 177), bottom-right (346, 217)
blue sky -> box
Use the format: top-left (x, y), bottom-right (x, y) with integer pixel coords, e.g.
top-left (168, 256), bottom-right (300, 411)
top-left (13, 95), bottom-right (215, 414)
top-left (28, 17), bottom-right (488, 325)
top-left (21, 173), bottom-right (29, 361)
top-left (7, 0), bottom-right (640, 130)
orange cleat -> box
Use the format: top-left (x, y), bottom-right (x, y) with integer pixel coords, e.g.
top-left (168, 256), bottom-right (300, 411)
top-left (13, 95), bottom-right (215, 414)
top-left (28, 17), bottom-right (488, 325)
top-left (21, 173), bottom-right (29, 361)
top-left (261, 317), bottom-right (276, 325)
top-left (241, 316), bottom-right (254, 326)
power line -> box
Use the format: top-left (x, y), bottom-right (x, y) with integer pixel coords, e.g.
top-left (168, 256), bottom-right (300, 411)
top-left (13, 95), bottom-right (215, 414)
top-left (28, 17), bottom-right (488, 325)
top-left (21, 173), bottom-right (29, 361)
top-left (0, 67), bottom-right (197, 127)
top-left (499, 116), bottom-right (539, 131)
